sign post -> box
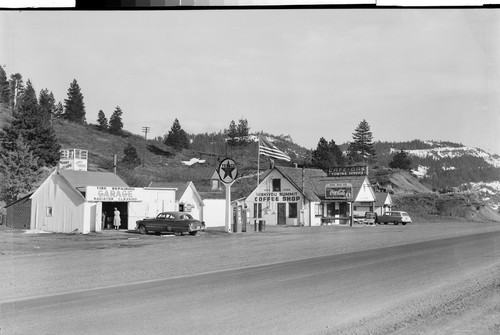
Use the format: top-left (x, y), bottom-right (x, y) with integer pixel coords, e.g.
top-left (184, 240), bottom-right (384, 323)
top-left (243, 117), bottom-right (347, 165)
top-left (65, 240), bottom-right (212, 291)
top-left (217, 158), bottom-right (238, 233)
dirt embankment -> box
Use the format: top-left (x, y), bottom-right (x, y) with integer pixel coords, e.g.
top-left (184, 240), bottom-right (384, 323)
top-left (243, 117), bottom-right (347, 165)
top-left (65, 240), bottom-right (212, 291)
top-left (370, 167), bottom-right (500, 222)
top-left (392, 193), bottom-right (500, 223)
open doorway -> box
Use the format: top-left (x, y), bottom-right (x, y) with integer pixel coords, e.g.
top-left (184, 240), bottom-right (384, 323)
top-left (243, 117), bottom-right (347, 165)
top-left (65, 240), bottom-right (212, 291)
top-left (102, 202), bottom-right (128, 230)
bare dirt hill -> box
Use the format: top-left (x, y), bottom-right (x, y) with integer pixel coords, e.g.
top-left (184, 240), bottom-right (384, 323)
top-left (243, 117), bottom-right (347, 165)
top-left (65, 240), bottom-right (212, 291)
top-left (370, 167), bottom-right (432, 194)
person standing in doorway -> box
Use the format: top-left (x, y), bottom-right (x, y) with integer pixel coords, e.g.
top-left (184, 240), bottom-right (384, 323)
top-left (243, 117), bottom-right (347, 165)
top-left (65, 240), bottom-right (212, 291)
top-left (113, 207), bottom-right (121, 230)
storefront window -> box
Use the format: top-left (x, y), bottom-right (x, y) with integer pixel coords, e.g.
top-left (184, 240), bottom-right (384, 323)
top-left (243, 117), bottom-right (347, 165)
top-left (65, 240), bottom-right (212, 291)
top-left (314, 203), bottom-right (322, 216)
top-left (272, 179), bottom-right (281, 192)
top-left (254, 203), bottom-right (262, 218)
top-left (327, 203), bottom-right (335, 217)
top-left (289, 203), bottom-right (297, 218)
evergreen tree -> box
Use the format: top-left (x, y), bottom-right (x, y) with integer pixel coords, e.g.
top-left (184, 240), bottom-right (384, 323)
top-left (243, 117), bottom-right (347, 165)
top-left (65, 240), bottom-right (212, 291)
top-left (0, 137), bottom-right (43, 204)
top-left (0, 66), bottom-right (9, 104)
top-left (63, 79), bottom-right (86, 124)
top-left (38, 89), bottom-right (55, 125)
top-left (227, 120), bottom-right (238, 146)
top-left (53, 101), bottom-right (64, 119)
top-left (9, 73), bottom-right (24, 111)
top-left (121, 142), bottom-right (141, 168)
top-left (346, 119), bottom-right (377, 164)
top-left (311, 137), bottom-right (345, 171)
top-left (389, 149), bottom-right (412, 171)
top-left (237, 118), bottom-right (250, 145)
top-left (109, 106), bottom-right (123, 135)
top-left (97, 110), bottom-right (108, 131)
top-left (1, 80), bottom-right (61, 166)
top-left (164, 118), bottom-right (189, 151)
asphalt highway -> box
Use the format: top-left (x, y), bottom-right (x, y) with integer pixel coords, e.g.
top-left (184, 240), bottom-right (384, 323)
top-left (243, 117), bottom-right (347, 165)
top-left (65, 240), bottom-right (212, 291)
top-left (2, 230), bottom-right (500, 335)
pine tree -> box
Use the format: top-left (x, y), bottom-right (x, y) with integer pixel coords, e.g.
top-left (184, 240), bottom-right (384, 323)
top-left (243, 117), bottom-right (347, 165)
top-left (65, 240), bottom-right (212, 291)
top-left (227, 120), bottom-right (238, 147)
top-left (0, 137), bottom-right (43, 204)
top-left (109, 106), bottom-right (123, 135)
top-left (312, 137), bottom-right (345, 171)
top-left (121, 142), bottom-right (141, 168)
top-left (237, 118), bottom-right (250, 145)
top-left (63, 79), bottom-right (86, 124)
top-left (1, 80), bottom-right (61, 167)
top-left (38, 89), bottom-right (55, 125)
top-left (0, 66), bottom-right (9, 104)
top-left (53, 101), bottom-right (64, 119)
top-left (346, 119), bottom-right (377, 164)
top-left (97, 110), bottom-right (108, 131)
top-left (9, 73), bottom-right (24, 111)
top-left (389, 149), bottom-right (412, 171)
top-left (164, 118), bottom-right (189, 151)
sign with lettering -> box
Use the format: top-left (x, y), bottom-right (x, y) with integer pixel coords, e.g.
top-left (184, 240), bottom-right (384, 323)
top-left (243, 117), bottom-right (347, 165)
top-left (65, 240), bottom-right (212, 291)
top-left (328, 166), bottom-right (367, 177)
top-left (325, 183), bottom-right (353, 200)
top-left (85, 186), bottom-right (142, 202)
top-left (254, 192), bottom-right (301, 203)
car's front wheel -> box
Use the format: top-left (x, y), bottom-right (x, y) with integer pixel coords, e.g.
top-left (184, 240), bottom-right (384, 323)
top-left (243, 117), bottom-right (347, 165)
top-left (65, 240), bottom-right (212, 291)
top-left (189, 231), bottom-right (198, 236)
top-left (138, 225), bottom-right (148, 235)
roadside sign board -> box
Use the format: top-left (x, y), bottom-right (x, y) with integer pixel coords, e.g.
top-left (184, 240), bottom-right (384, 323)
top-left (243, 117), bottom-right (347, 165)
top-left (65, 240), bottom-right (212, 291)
top-left (217, 158), bottom-right (238, 184)
top-left (325, 183), bottom-right (353, 200)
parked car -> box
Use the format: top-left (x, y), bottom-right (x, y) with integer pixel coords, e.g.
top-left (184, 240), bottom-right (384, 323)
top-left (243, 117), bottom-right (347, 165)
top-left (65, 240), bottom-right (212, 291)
top-left (377, 211), bottom-right (412, 225)
top-left (136, 211), bottom-right (206, 236)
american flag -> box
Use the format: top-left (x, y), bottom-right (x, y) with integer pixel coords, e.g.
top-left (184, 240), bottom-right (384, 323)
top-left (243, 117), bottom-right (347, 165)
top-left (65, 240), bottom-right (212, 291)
top-left (259, 136), bottom-right (291, 162)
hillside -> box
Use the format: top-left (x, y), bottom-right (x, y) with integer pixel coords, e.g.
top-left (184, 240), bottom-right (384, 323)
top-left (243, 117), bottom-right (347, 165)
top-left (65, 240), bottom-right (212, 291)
top-left (1, 111), bottom-right (499, 222)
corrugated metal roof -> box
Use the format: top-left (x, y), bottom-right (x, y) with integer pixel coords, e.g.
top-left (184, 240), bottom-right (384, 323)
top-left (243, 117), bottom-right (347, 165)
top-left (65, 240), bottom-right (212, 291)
top-left (58, 170), bottom-right (129, 189)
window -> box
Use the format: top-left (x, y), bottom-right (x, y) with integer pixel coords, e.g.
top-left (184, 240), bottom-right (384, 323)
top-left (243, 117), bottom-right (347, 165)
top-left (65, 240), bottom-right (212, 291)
top-left (315, 203), bottom-right (322, 216)
top-left (254, 203), bottom-right (262, 218)
top-left (46, 207), bottom-right (53, 217)
top-left (289, 203), bottom-right (297, 218)
top-left (272, 179), bottom-right (281, 192)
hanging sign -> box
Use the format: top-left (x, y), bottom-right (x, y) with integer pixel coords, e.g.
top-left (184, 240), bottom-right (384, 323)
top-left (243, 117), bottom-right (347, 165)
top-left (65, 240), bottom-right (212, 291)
top-left (325, 183), bottom-right (353, 200)
top-left (217, 158), bottom-right (238, 184)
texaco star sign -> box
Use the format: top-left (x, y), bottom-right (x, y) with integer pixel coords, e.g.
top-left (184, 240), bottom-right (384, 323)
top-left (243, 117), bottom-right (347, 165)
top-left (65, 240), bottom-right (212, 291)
top-left (217, 158), bottom-right (238, 184)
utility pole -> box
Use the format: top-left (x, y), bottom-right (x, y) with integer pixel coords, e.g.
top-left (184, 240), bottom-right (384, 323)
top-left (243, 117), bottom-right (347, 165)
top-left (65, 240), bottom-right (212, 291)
top-left (142, 126), bottom-right (150, 167)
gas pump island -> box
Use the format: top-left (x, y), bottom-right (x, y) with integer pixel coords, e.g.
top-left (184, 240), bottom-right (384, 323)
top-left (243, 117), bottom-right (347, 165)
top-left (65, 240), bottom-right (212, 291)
top-left (216, 158), bottom-right (238, 233)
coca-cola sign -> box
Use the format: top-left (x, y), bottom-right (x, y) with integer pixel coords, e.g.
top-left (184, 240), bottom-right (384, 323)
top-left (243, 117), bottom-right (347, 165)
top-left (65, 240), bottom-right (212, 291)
top-left (325, 183), bottom-right (353, 200)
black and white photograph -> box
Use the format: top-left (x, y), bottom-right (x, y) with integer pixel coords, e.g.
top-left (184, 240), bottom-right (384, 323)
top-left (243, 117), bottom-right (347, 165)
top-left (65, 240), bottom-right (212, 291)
top-left (1, 3), bottom-right (499, 334)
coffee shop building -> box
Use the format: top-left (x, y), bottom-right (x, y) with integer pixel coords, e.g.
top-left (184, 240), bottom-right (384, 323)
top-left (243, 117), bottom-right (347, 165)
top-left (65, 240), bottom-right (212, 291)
top-left (245, 165), bottom-right (376, 226)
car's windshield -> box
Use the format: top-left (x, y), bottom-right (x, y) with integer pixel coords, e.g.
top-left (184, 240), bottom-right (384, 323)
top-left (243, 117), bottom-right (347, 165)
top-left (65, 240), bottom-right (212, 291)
top-left (180, 214), bottom-right (193, 220)
top-left (401, 212), bottom-right (408, 216)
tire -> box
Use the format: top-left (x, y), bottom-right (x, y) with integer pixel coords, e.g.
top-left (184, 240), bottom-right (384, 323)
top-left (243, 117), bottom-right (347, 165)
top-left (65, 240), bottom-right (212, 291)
top-left (138, 225), bottom-right (148, 235)
top-left (402, 222), bottom-right (407, 226)
top-left (189, 231), bottom-right (198, 236)
top-left (384, 222), bottom-right (388, 225)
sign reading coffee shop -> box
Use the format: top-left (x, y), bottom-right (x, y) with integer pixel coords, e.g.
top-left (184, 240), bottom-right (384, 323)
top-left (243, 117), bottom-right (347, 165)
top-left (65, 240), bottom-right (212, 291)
top-left (325, 183), bottom-right (353, 200)
top-left (328, 165), bottom-right (367, 177)
top-left (254, 191), bottom-right (301, 203)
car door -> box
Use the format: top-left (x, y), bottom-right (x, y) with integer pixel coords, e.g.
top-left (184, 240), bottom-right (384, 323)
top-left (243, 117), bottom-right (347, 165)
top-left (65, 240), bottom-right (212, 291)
top-left (164, 213), bottom-right (176, 232)
top-left (150, 213), bottom-right (166, 232)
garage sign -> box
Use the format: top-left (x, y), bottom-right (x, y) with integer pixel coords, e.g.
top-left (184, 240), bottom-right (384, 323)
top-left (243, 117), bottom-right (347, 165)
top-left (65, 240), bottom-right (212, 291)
top-left (325, 183), bottom-right (353, 200)
top-left (85, 186), bottom-right (142, 202)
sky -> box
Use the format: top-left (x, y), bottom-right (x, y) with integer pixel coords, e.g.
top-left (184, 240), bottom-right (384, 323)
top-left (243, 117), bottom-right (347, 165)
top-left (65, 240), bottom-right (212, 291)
top-left (1, 9), bottom-right (499, 154)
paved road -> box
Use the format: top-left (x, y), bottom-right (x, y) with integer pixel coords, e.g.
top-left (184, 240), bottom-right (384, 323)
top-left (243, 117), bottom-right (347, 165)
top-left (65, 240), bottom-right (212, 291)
top-left (2, 231), bottom-right (500, 335)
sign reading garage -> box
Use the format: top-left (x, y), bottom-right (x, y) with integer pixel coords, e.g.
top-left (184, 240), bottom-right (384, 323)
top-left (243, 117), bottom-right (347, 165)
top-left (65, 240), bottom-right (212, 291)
top-left (86, 186), bottom-right (142, 202)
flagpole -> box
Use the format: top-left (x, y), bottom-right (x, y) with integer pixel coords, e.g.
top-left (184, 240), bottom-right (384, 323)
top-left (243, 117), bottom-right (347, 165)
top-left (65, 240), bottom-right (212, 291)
top-left (257, 137), bottom-right (260, 187)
